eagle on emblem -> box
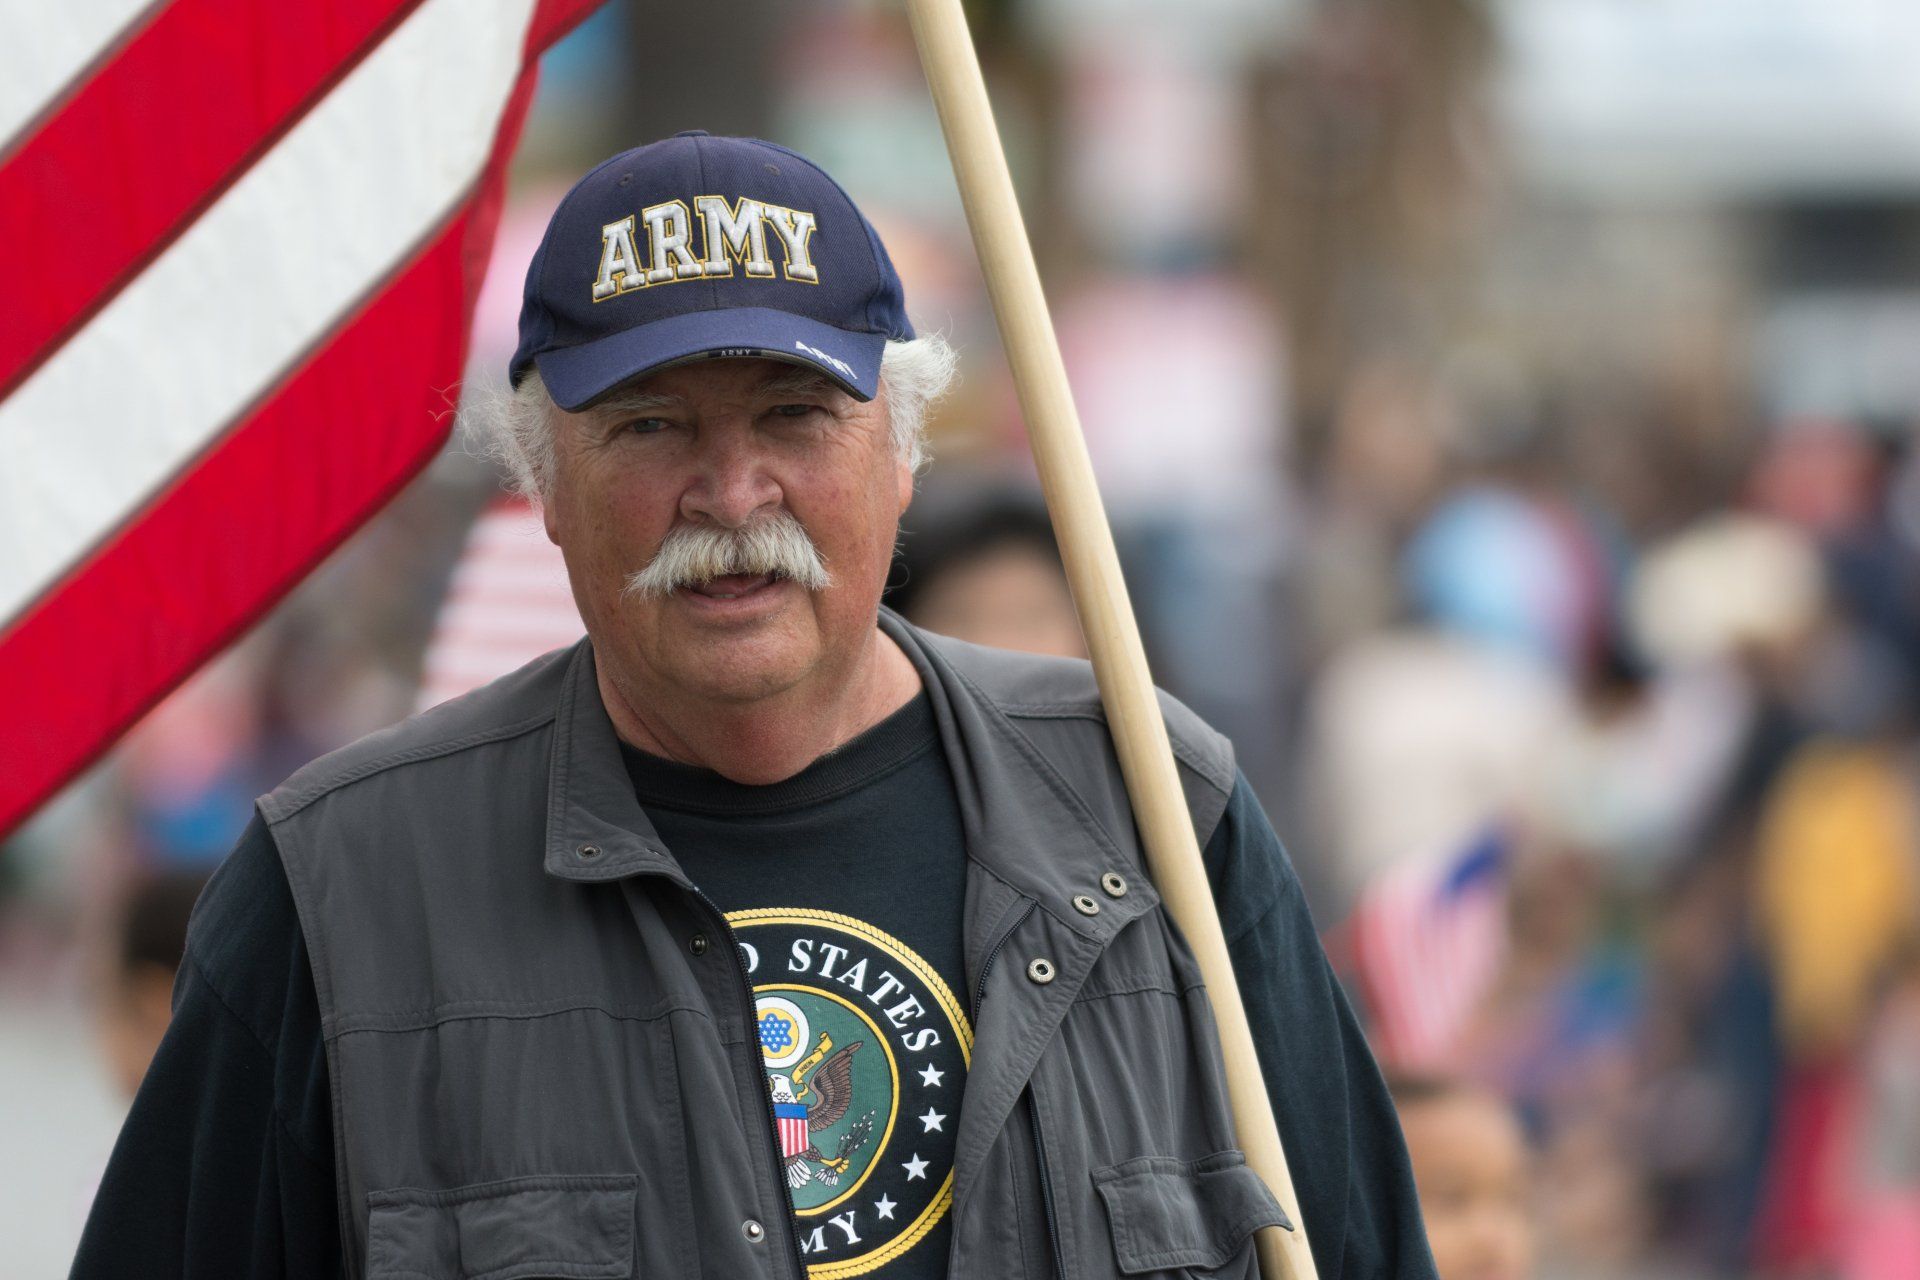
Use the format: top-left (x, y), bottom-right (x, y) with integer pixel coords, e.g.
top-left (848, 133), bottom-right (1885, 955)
top-left (768, 1035), bottom-right (875, 1189)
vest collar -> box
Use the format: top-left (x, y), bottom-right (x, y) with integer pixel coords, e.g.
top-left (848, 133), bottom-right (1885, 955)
top-left (541, 614), bottom-right (1161, 948)
top-left (542, 641), bottom-right (676, 883)
top-left (877, 609), bottom-right (1160, 945)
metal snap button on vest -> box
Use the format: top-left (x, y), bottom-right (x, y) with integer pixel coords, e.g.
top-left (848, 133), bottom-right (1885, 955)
top-left (1101, 871), bottom-right (1128, 897)
top-left (742, 1218), bottom-right (765, 1242)
top-left (578, 844), bottom-right (601, 859)
top-left (1027, 957), bottom-right (1056, 984)
top-left (1072, 894), bottom-right (1100, 916)
top-left (689, 934), bottom-right (710, 956)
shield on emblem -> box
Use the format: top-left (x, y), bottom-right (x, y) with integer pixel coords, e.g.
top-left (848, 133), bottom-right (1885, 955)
top-left (774, 1101), bottom-right (811, 1158)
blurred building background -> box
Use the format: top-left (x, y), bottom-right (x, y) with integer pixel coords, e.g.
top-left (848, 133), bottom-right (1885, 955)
top-left (7, 1), bottom-right (1920, 1276)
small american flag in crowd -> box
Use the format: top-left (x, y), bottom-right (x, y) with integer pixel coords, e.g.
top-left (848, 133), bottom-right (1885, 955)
top-left (1346, 824), bottom-right (1511, 1072)
top-left (416, 497), bottom-right (582, 711)
top-left (0, 0), bottom-right (604, 837)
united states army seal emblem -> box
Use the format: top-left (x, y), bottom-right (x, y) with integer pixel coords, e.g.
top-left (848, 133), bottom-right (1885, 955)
top-left (728, 908), bottom-right (973, 1279)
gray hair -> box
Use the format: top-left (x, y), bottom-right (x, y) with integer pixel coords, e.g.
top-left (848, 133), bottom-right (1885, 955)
top-left (471, 334), bottom-right (957, 501)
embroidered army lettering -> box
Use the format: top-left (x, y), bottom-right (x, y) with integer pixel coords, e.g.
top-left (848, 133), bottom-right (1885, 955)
top-left (593, 196), bottom-right (819, 300)
top-left (699, 196), bottom-right (774, 278)
top-left (641, 200), bottom-right (704, 284)
top-left (592, 216), bottom-right (644, 301)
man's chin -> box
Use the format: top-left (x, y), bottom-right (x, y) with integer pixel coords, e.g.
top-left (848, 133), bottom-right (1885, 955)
top-left (645, 598), bottom-right (820, 703)
top-left (667, 652), bottom-right (815, 707)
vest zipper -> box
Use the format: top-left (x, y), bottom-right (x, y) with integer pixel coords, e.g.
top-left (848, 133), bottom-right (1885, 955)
top-left (1026, 1091), bottom-right (1068, 1279)
top-left (688, 884), bottom-right (811, 1280)
top-left (973, 902), bottom-right (1064, 1277)
top-left (972, 901), bottom-right (1038, 1018)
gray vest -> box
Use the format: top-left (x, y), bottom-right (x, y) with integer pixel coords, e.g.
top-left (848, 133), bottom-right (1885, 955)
top-left (262, 611), bottom-right (1288, 1279)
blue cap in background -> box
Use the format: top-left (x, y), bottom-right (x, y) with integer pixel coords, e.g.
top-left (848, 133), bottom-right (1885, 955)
top-left (511, 132), bottom-right (914, 410)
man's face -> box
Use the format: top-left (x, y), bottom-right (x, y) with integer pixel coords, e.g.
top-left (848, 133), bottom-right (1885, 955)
top-left (543, 357), bottom-right (913, 709)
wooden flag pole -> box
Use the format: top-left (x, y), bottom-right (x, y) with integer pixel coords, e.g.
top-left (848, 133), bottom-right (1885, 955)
top-left (904, 3), bottom-right (1318, 1279)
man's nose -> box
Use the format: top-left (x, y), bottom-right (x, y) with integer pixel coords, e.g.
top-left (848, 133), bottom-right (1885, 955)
top-left (680, 421), bottom-right (781, 527)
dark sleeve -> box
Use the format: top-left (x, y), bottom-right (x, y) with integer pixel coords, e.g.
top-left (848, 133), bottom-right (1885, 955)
top-left (70, 813), bottom-right (342, 1279)
top-left (1201, 772), bottom-right (1436, 1280)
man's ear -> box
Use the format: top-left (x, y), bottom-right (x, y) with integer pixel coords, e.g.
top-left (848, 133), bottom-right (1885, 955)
top-left (541, 492), bottom-right (562, 546)
top-left (895, 454), bottom-right (915, 517)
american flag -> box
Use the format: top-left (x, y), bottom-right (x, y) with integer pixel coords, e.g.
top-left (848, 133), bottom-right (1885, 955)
top-left (1347, 824), bottom-right (1511, 1071)
top-left (0, 0), bottom-right (604, 837)
top-left (415, 496), bottom-right (582, 711)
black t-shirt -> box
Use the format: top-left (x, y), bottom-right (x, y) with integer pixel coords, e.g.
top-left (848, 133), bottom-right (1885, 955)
top-left (621, 691), bottom-right (967, 1279)
top-left (71, 721), bottom-right (1435, 1280)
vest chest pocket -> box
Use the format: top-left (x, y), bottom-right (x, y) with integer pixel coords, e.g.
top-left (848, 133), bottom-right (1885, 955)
top-left (366, 1174), bottom-right (637, 1280)
top-left (1091, 1152), bottom-right (1290, 1278)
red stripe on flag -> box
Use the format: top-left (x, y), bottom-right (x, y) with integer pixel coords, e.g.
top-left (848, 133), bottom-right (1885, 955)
top-left (0, 1), bottom-right (169, 160)
top-left (0, 59), bottom-right (545, 839)
top-left (0, 0), bottom-right (436, 398)
top-left (524, 0), bottom-right (605, 53)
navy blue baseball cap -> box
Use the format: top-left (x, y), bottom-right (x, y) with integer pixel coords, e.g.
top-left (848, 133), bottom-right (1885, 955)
top-left (510, 132), bottom-right (914, 411)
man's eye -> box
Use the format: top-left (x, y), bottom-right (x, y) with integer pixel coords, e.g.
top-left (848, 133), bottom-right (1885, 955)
top-left (771, 403), bottom-right (822, 419)
top-left (622, 417), bottom-right (671, 434)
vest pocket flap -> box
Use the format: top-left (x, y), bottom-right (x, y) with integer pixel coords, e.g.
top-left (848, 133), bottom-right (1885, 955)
top-left (1092, 1151), bottom-right (1291, 1275)
top-left (367, 1174), bottom-right (637, 1280)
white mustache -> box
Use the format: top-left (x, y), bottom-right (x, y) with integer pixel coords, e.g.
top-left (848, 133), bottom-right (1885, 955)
top-left (622, 511), bottom-right (833, 599)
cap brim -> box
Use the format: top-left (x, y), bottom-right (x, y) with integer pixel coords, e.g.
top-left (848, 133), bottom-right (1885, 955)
top-left (534, 307), bottom-right (887, 411)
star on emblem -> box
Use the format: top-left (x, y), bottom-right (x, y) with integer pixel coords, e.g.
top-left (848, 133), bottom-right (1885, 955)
top-left (919, 1064), bottom-right (944, 1088)
top-left (919, 1108), bottom-right (946, 1133)
top-left (874, 1194), bottom-right (897, 1220)
top-left (903, 1153), bottom-right (929, 1181)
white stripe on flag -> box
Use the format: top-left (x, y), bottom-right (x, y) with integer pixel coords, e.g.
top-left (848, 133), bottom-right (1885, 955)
top-left (0, 0), bottom-right (540, 625)
top-left (429, 604), bottom-right (582, 643)
top-left (0, 0), bottom-right (154, 149)
top-left (445, 562), bottom-right (579, 598)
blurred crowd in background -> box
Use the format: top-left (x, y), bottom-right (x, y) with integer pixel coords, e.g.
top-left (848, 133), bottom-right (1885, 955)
top-left (6, 1), bottom-right (1920, 1277)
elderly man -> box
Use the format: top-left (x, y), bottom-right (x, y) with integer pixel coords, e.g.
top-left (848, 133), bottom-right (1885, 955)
top-left (73, 134), bottom-right (1433, 1280)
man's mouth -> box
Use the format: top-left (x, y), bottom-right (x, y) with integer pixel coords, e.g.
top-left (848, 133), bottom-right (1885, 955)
top-left (683, 572), bottom-right (780, 600)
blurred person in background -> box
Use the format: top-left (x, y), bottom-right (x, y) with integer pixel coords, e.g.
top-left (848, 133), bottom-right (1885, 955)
top-left (1842, 940), bottom-right (1920, 1280)
top-left (885, 488), bottom-right (1086, 659)
top-left (1302, 455), bottom-right (1588, 913)
top-left (97, 870), bottom-right (208, 1099)
top-left (1631, 500), bottom-right (1920, 1277)
top-left (1388, 1076), bottom-right (1536, 1280)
